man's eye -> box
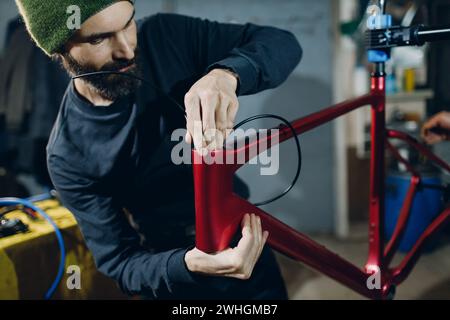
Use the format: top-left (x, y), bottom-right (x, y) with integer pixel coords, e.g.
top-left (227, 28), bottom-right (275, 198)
top-left (89, 38), bottom-right (104, 45)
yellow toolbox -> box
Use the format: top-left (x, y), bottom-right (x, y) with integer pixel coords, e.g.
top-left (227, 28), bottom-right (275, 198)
top-left (0, 199), bottom-right (126, 300)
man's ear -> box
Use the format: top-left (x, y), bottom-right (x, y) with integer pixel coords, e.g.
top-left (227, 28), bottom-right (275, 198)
top-left (52, 41), bottom-right (73, 63)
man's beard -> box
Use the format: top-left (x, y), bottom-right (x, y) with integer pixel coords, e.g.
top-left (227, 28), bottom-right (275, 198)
top-left (61, 48), bottom-right (142, 101)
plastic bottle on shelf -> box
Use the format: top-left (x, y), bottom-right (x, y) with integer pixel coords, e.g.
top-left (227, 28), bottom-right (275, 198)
top-left (386, 61), bottom-right (397, 95)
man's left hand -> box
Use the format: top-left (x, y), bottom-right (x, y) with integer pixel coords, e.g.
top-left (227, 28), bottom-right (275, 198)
top-left (184, 69), bottom-right (239, 154)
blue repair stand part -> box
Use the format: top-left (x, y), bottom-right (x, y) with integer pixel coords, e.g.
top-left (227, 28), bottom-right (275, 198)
top-left (367, 14), bottom-right (392, 63)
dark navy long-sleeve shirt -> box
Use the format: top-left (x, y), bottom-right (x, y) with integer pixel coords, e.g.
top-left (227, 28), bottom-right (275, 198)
top-left (47, 13), bottom-right (302, 299)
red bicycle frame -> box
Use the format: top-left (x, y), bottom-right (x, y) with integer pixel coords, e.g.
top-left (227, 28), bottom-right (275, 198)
top-left (192, 71), bottom-right (450, 300)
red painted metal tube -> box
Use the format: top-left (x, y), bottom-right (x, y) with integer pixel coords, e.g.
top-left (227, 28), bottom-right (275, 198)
top-left (386, 139), bottom-right (420, 177)
top-left (231, 94), bottom-right (375, 165)
top-left (383, 175), bottom-right (420, 266)
top-left (387, 130), bottom-right (450, 174)
top-left (391, 207), bottom-right (450, 285)
top-left (366, 76), bottom-right (386, 275)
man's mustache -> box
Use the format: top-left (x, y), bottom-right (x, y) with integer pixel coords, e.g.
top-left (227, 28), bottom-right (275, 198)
top-left (101, 58), bottom-right (137, 72)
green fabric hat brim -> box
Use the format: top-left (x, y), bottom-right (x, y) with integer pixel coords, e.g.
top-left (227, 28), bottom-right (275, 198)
top-left (15, 0), bottom-right (124, 55)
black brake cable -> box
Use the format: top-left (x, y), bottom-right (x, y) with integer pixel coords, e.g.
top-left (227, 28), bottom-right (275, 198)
top-left (232, 114), bottom-right (302, 206)
top-left (72, 71), bottom-right (302, 206)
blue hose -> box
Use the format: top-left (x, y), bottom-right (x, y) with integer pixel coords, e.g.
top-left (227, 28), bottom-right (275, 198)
top-left (27, 192), bottom-right (53, 203)
top-left (0, 196), bottom-right (66, 300)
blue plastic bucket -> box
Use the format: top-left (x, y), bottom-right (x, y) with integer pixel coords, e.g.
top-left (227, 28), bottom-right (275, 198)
top-left (385, 173), bottom-right (443, 252)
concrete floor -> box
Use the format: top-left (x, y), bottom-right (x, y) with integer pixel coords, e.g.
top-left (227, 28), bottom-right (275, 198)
top-left (276, 224), bottom-right (450, 300)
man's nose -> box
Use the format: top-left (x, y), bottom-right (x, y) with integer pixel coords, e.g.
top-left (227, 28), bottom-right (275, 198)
top-left (112, 31), bottom-right (135, 61)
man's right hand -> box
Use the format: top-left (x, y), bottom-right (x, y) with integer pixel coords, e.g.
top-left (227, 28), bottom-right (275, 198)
top-left (422, 111), bottom-right (450, 144)
top-left (184, 214), bottom-right (269, 280)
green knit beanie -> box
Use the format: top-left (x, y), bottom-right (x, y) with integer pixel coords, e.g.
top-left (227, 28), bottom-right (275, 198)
top-left (15, 0), bottom-right (125, 56)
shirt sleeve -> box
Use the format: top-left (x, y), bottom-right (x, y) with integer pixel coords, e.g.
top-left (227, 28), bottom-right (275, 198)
top-left (47, 156), bottom-right (198, 298)
top-left (144, 13), bottom-right (303, 96)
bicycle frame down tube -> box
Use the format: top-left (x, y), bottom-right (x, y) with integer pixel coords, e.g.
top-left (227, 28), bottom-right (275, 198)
top-left (192, 73), bottom-right (389, 299)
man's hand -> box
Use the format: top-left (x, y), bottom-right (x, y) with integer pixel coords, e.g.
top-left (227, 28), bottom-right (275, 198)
top-left (184, 214), bottom-right (269, 280)
top-left (422, 111), bottom-right (450, 144)
top-left (184, 68), bottom-right (239, 154)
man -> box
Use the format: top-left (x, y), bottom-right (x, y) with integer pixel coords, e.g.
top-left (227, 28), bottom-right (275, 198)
top-left (15, 0), bottom-right (302, 299)
top-left (422, 111), bottom-right (450, 144)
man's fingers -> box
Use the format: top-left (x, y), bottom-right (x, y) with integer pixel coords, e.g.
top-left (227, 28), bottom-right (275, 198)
top-left (226, 99), bottom-right (239, 135)
top-left (240, 214), bottom-right (253, 243)
top-left (250, 214), bottom-right (257, 245)
top-left (255, 214), bottom-right (262, 247)
top-left (186, 95), bottom-right (205, 153)
top-left (423, 114), bottom-right (441, 131)
top-left (422, 112), bottom-right (450, 141)
top-left (422, 123), bottom-right (441, 140)
top-left (422, 113), bottom-right (441, 134)
top-left (422, 124), bottom-right (445, 145)
top-left (201, 95), bottom-right (218, 135)
top-left (204, 127), bottom-right (224, 151)
top-left (255, 215), bottom-right (265, 260)
top-left (185, 132), bottom-right (192, 144)
top-left (236, 214), bottom-right (254, 255)
top-left (262, 230), bottom-right (269, 244)
top-left (244, 214), bottom-right (262, 268)
top-left (252, 230), bottom-right (269, 267)
top-left (225, 214), bottom-right (269, 280)
top-left (203, 95), bottom-right (230, 151)
top-left (216, 97), bottom-right (229, 142)
top-left (425, 134), bottom-right (444, 145)
top-left (260, 231), bottom-right (269, 254)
